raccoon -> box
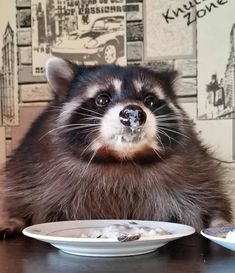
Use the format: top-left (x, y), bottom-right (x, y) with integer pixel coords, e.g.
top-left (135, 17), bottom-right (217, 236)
top-left (0, 57), bottom-right (232, 237)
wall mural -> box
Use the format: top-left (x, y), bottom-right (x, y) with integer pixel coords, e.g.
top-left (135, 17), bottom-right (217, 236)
top-left (197, 1), bottom-right (235, 120)
top-left (0, 0), bottom-right (18, 127)
top-left (31, 0), bottom-right (127, 75)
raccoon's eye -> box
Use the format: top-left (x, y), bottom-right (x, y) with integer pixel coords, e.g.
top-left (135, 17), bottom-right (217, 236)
top-left (144, 95), bottom-right (158, 109)
top-left (95, 93), bottom-right (111, 107)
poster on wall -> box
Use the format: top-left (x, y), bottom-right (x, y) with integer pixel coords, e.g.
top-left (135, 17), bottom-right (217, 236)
top-left (144, 0), bottom-right (196, 61)
top-left (197, 0), bottom-right (235, 120)
top-left (31, 0), bottom-right (127, 76)
top-left (0, 0), bottom-right (18, 126)
top-left (142, 0), bottom-right (197, 98)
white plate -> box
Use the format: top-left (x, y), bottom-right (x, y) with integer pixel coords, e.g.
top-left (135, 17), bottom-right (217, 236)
top-left (201, 226), bottom-right (235, 252)
top-left (23, 220), bottom-right (195, 257)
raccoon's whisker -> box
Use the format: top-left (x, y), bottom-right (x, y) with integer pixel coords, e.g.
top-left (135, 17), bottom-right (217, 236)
top-left (157, 113), bottom-right (182, 118)
top-left (157, 112), bottom-right (182, 117)
top-left (60, 126), bottom-right (100, 134)
top-left (158, 122), bottom-right (192, 129)
top-left (157, 128), bottom-right (183, 147)
top-left (39, 124), bottom-right (100, 140)
top-left (157, 116), bottom-right (179, 121)
top-left (157, 129), bottom-right (172, 146)
top-left (156, 116), bottom-right (182, 123)
top-left (156, 130), bottom-right (183, 152)
top-left (82, 135), bottom-right (102, 155)
top-left (158, 125), bottom-right (183, 138)
top-left (158, 120), bottom-right (190, 126)
top-left (80, 115), bottom-right (102, 119)
top-left (62, 123), bottom-right (100, 127)
top-left (158, 122), bottom-right (178, 127)
top-left (39, 127), bottom-right (63, 140)
top-left (63, 123), bottom-right (100, 129)
top-left (152, 147), bottom-right (165, 162)
top-left (74, 112), bottom-right (103, 120)
top-left (49, 106), bottom-right (101, 118)
top-left (83, 128), bottom-right (100, 142)
top-left (76, 149), bottom-right (98, 194)
top-left (80, 118), bottom-right (102, 123)
top-left (156, 132), bottom-right (166, 152)
top-left (48, 105), bottom-right (63, 111)
top-left (78, 117), bottom-right (102, 123)
top-left (157, 120), bottom-right (179, 125)
top-left (159, 122), bottom-right (190, 132)
top-left (156, 114), bottom-right (182, 120)
top-left (86, 144), bottom-right (97, 159)
top-left (165, 136), bottom-right (183, 148)
top-left (158, 126), bottom-right (189, 139)
top-left (81, 143), bottom-right (95, 156)
top-left (82, 127), bottom-right (100, 134)
top-left (69, 123), bottom-right (120, 131)
top-left (50, 105), bottom-right (63, 109)
top-left (47, 108), bottom-right (63, 114)
top-left (83, 135), bottom-right (102, 168)
top-left (56, 124), bottom-right (100, 134)
top-left (79, 107), bottom-right (103, 117)
top-left (153, 103), bottom-right (168, 113)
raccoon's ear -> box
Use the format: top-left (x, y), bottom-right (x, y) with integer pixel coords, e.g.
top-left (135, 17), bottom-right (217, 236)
top-left (45, 57), bottom-right (78, 98)
top-left (161, 70), bottom-right (180, 87)
top-left (161, 70), bottom-right (181, 98)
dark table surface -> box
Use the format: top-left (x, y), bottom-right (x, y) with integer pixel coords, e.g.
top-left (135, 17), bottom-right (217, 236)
top-left (0, 234), bottom-right (235, 273)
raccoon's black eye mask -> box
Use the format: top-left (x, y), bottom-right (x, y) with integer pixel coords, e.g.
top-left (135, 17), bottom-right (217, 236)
top-left (93, 90), bottom-right (166, 113)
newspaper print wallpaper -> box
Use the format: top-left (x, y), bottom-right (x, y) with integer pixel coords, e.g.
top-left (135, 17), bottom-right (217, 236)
top-left (0, 0), bottom-right (235, 214)
top-left (31, 0), bottom-right (127, 75)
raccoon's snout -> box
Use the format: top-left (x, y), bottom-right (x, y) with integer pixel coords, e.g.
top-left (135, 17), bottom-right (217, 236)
top-left (119, 105), bottom-right (147, 128)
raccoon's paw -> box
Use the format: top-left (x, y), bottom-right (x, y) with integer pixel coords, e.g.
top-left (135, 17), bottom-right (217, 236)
top-left (0, 218), bottom-right (26, 239)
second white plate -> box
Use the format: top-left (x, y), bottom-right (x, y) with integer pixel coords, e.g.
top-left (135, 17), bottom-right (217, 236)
top-left (201, 226), bottom-right (235, 251)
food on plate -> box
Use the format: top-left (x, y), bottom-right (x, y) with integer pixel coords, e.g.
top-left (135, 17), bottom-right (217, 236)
top-left (79, 222), bottom-right (172, 242)
top-left (226, 229), bottom-right (235, 240)
top-left (203, 226), bottom-right (235, 239)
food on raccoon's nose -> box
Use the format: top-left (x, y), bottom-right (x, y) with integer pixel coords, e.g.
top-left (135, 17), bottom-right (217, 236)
top-left (79, 223), bottom-right (171, 241)
top-left (119, 105), bottom-right (146, 127)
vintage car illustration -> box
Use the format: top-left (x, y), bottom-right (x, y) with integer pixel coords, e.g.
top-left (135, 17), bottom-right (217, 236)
top-left (51, 16), bottom-right (125, 64)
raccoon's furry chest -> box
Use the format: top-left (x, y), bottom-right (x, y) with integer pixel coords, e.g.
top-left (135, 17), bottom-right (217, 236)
top-left (18, 154), bottom-right (210, 231)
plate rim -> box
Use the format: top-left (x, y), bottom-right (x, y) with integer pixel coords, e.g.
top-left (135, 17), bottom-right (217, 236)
top-left (23, 219), bottom-right (195, 243)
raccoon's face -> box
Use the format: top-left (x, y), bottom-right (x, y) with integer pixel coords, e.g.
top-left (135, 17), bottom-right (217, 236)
top-left (46, 58), bottom-right (187, 163)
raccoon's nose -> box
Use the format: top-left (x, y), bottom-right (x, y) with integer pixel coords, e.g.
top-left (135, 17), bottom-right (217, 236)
top-left (119, 105), bottom-right (147, 127)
